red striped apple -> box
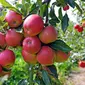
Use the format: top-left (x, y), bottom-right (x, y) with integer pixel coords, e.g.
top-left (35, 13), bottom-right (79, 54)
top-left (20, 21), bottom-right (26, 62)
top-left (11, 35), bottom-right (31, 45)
top-left (39, 25), bottom-right (57, 44)
top-left (5, 29), bottom-right (23, 47)
top-left (0, 49), bottom-right (15, 68)
top-left (0, 32), bottom-right (6, 48)
top-left (5, 10), bottom-right (22, 27)
top-left (22, 49), bottom-right (37, 64)
top-left (0, 65), bottom-right (2, 73)
top-left (37, 46), bottom-right (55, 65)
top-left (23, 14), bottom-right (44, 36)
top-left (23, 36), bottom-right (41, 54)
top-left (54, 50), bottom-right (70, 62)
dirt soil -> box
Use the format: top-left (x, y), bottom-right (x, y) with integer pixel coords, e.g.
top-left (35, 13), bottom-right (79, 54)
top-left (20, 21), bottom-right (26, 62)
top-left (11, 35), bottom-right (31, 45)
top-left (64, 67), bottom-right (85, 85)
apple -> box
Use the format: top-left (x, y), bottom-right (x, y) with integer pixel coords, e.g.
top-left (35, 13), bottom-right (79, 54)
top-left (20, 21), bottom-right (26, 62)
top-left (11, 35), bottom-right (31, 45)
top-left (78, 61), bottom-right (85, 68)
top-left (54, 50), bottom-right (70, 62)
top-left (77, 26), bottom-right (83, 32)
top-left (23, 36), bottom-right (41, 54)
top-left (63, 5), bottom-right (69, 11)
top-left (0, 65), bottom-right (2, 73)
top-left (37, 46), bottom-right (55, 65)
top-left (5, 10), bottom-right (22, 27)
top-left (22, 49), bottom-right (37, 64)
top-left (74, 24), bottom-right (80, 29)
top-left (0, 49), bottom-right (15, 68)
top-left (5, 29), bottom-right (23, 47)
top-left (0, 32), bottom-right (6, 48)
top-left (23, 14), bottom-right (44, 36)
top-left (39, 25), bottom-right (57, 44)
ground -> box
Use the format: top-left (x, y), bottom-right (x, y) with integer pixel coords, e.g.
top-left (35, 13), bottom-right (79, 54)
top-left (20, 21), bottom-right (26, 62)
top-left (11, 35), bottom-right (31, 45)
top-left (64, 67), bottom-right (85, 85)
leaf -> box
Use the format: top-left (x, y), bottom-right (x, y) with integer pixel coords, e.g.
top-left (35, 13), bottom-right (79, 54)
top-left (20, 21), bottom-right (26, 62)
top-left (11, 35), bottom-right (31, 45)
top-left (49, 18), bottom-right (59, 26)
top-left (35, 76), bottom-right (45, 85)
top-left (47, 65), bottom-right (58, 78)
top-left (29, 3), bottom-right (39, 14)
top-left (61, 13), bottom-right (69, 32)
top-left (66, 0), bottom-right (75, 8)
top-left (58, 7), bottom-right (63, 20)
top-left (49, 5), bottom-right (60, 26)
top-left (42, 70), bottom-right (51, 85)
top-left (18, 79), bottom-right (27, 85)
top-left (50, 40), bottom-right (72, 52)
top-left (40, 4), bottom-right (47, 17)
top-left (0, 0), bottom-right (12, 7)
top-left (81, 0), bottom-right (85, 1)
top-left (75, 2), bottom-right (82, 14)
top-left (0, 0), bottom-right (19, 13)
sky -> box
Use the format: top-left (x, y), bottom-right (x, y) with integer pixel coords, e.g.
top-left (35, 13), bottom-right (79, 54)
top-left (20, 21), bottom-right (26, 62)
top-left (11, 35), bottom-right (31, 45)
top-left (6, 0), bottom-right (77, 23)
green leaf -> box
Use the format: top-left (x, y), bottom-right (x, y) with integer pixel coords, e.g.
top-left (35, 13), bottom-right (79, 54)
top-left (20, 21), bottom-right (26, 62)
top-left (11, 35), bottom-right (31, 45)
top-left (0, 0), bottom-right (19, 13)
top-left (66, 0), bottom-right (75, 8)
top-left (49, 5), bottom-right (60, 26)
top-left (40, 4), bottom-right (47, 17)
top-left (81, 0), bottom-right (85, 1)
top-left (37, 0), bottom-right (42, 6)
top-left (61, 13), bottom-right (69, 32)
top-left (18, 79), bottom-right (27, 85)
top-left (0, 0), bottom-right (12, 7)
top-left (75, 2), bottom-right (82, 14)
top-left (50, 40), bottom-right (72, 52)
top-left (47, 65), bottom-right (58, 78)
top-left (58, 7), bottom-right (63, 20)
top-left (49, 18), bottom-right (59, 26)
top-left (42, 70), bottom-right (51, 85)
top-left (29, 3), bottom-right (39, 14)
top-left (35, 76), bottom-right (45, 85)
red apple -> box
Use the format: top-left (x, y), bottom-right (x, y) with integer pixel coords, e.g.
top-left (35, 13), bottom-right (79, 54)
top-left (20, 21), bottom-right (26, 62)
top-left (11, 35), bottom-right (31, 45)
top-left (39, 25), bottom-right (57, 44)
top-left (77, 26), bottom-right (83, 32)
top-left (54, 50), bottom-right (70, 62)
top-left (0, 32), bottom-right (6, 48)
top-left (5, 10), bottom-right (22, 27)
top-left (63, 5), bottom-right (69, 11)
top-left (5, 29), bottom-right (23, 47)
top-left (23, 36), bottom-right (41, 54)
top-left (78, 61), bottom-right (85, 68)
top-left (22, 49), bottom-right (37, 64)
top-left (0, 49), bottom-right (15, 68)
top-left (37, 46), bottom-right (55, 65)
top-left (74, 24), bottom-right (80, 29)
top-left (0, 65), bottom-right (2, 73)
top-left (23, 14), bottom-right (44, 36)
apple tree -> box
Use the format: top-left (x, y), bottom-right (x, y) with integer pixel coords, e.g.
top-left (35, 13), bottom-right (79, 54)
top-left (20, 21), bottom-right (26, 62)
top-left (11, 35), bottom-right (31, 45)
top-left (0, 0), bottom-right (85, 85)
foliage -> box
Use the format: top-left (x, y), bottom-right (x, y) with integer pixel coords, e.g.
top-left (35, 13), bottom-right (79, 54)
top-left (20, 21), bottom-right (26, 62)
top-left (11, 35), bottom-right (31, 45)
top-left (0, 0), bottom-right (85, 85)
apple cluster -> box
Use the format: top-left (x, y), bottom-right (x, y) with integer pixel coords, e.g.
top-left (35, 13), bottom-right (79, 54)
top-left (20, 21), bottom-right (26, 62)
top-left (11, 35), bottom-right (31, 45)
top-left (0, 10), bottom-right (70, 77)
